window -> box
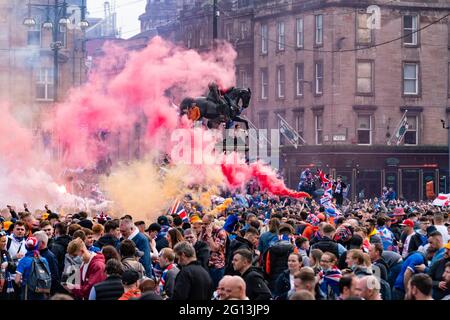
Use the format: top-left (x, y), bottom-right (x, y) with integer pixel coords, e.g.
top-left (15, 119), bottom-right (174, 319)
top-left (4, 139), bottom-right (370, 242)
top-left (315, 114), bottom-right (323, 145)
top-left (296, 18), bottom-right (304, 48)
top-left (357, 13), bottom-right (371, 45)
top-left (277, 66), bottom-right (285, 98)
top-left (315, 61), bottom-right (323, 95)
top-left (261, 24), bottom-right (268, 54)
top-left (357, 115), bottom-right (372, 145)
top-left (356, 60), bottom-right (373, 94)
top-left (239, 69), bottom-right (248, 88)
top-left (259, 115), bottom-right (267, 130)
top-left (27, 17), bottom-right (41, 46)
top-left (59, 24), bottom-right (67, 47)
top-left (404, 115), bottom-right (418, 145)
top-left (448, 23), bottom-right (450, 48)
top-left (277, 113), bottom-right (286, 145)
top-left (403, 15), bottom-right (418, 45)
top-left (294, 112), bottom-right (304, 138)
top-left (403, 62), bottom-right (419, 95)
top-left (225, 23), bottom-right (233, 42)
top-left (240, 21), bottom-right (248, 40)
top-left (238, 0), bottom-right (249, 8)
top-left (315, 15), bottom-right (323, 46)
top-left (187, 30), bottom-right (193, 48)
top-left (448, 62), bottom-right (450, 96)
top-left (199, 28), bottom-right (205, 46)
top-left (295, 63), bottom-right (304, 97)
top-left (261, 68), bottom-right (268, 99)
top-left (277, 21), bottom-right (285, 51)
top-left (36, 67), bottom-right (54, 101)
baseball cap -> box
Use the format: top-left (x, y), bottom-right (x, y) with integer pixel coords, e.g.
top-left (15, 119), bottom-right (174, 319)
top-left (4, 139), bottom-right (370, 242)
top-left (400, 219), bottom-right (414, 228)
top-left (25, 236), bottom-right (38, 250)
top-left (189, 215), bottom-right (202, 224)
top-left (79, 219), bottom-right (93, 230)
top-left (157, 215), bottom-right (169, 226)
top-left (122, 270), bottom-right (140, 285)
top-left (145, 223), bottom-right (161, 233)
top-left (426, 225), bottom-right (438, 236)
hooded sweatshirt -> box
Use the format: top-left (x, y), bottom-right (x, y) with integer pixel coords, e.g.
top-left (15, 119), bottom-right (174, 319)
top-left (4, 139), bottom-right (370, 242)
top-left (72, 253), bottom-right (106, 300)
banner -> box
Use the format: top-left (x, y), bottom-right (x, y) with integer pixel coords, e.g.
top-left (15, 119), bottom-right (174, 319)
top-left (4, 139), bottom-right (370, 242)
top-left (432, 193), bottom-right (450, 206)
top-left (276, 114), bottom-right (305, 148)
top-left (388, 110), bottom-right (408, 145)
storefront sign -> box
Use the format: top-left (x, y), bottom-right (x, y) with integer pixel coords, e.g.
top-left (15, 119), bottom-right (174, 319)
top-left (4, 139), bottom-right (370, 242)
top-left (332, 135), bottom-right (346, 141)
top-left (386, 157), bottom-right (400, 167)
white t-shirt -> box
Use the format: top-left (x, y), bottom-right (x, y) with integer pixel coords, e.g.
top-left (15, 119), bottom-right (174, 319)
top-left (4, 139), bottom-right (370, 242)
top-left (402, 234), bottom-right (413, 258)
top-left (289, 273), bottom-right (295, 291)
top-left (435, 225), bottom-right (449, 244)
top-left (81, 253), bottom-right (95, 281)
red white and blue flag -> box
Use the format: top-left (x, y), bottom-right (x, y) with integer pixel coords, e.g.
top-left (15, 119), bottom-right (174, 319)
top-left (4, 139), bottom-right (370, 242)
top-left (169, 199), bottom-right (188, 223)
top-left (432, 194), bottom-right (450, 206)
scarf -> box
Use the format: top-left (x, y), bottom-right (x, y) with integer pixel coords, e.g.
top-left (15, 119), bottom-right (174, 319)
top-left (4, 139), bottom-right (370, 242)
top-left (159, 263), bottom-right (175, 295)
top-left (1, 252), bottom-right (14, 294)
top-left (318, 266), bottom-right (342, 299)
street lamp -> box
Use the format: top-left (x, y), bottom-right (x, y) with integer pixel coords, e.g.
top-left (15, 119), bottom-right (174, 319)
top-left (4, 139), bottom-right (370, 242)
top-left (441, 119), bottom-right (450, 194)
top-left (23, 0), bottom-right (88, 102)
top-left (23, 2), bottom-right (36, 27)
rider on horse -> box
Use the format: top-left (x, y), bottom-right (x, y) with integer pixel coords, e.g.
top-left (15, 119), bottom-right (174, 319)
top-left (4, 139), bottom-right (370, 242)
top-left (206, 81), bottom-right (234, 122)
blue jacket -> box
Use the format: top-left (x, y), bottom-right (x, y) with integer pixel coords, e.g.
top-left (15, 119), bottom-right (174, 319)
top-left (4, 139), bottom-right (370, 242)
top-left (131, 232), bottom-right (153, 277)
top-left (17, 251), bottom-right (50, 284)
top-left (258, 231), bottom-right (278, 256)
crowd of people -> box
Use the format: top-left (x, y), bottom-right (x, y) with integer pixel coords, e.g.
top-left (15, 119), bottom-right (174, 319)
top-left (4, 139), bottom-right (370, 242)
top-left (0, 181), bottom-right (449, 301)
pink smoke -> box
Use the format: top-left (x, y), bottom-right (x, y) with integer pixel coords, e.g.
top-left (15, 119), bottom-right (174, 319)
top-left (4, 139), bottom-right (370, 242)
top-left (51, 37), bottom-right (237, 167)
top-left (221, 156), bottom-right (311, 199)
top-left (0, 104), bottom-right (34, 168)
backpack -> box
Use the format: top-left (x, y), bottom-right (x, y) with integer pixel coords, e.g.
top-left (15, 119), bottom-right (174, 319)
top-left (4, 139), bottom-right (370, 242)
top-left (379, 278), bottom-right (392, 301)
top-left (27, 255), bottom-right (52, 294)
top-left (264, 240), bottom-right (295, 279)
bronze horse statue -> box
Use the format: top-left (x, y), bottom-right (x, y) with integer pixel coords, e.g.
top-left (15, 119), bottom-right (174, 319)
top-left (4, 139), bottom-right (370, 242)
top-left (180, 84), bottom-right (251, 129)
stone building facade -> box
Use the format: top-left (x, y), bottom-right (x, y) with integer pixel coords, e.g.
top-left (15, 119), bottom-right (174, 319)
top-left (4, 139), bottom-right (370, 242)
top-left (0, 0), bottom-right (87, 157)
top-left (136, 0), bottom-right (450, 200)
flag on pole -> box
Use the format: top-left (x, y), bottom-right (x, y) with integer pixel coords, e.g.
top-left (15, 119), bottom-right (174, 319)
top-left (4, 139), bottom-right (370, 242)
top-left (277, 113), bottom-right (305, 148)
top-left (388, 110), bottom-right (409, 145)
top-left (168, 199), bottom-right (188, 223)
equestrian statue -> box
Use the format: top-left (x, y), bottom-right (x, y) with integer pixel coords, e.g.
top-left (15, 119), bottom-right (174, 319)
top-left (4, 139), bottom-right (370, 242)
top-left (180, 82), bottom-right (251, 129)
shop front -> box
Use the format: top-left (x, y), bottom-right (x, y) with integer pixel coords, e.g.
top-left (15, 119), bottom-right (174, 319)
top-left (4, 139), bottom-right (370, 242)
top-left (282, 145), bottom-right (448, 201)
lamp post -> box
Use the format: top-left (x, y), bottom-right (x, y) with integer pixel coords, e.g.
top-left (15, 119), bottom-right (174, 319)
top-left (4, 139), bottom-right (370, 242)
top-left (23, 0), bottom-right (89, 102)
top-left (441, 119), bottom-right (450, 194)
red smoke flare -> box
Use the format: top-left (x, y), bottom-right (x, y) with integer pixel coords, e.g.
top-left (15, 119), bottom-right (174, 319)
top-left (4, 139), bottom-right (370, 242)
top-left (221, 159), bottom-right (311, 199)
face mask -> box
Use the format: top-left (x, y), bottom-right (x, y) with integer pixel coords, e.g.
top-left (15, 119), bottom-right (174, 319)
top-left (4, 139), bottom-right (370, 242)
top-left (74, 256), bottom-right (82, 264)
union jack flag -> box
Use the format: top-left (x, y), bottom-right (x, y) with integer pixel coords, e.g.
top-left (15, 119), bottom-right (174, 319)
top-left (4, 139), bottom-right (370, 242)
top-left (168, 199), bottom-right (188, 223)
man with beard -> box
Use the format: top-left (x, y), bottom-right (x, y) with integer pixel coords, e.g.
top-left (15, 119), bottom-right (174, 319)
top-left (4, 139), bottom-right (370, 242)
top-left (224, 227), bottom-right (259, 275)
top-left (428, 242), bottom-right (450, 299)
top-left (405, 273), bottom-right (433, 300)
